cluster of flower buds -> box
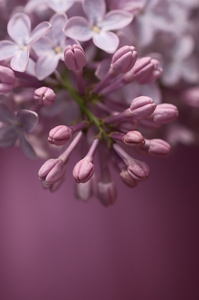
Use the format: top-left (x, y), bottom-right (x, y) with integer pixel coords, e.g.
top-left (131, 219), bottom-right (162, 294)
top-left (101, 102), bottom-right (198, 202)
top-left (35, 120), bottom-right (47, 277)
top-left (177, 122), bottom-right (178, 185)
top-left (0, 0), bottom-right (180, 206)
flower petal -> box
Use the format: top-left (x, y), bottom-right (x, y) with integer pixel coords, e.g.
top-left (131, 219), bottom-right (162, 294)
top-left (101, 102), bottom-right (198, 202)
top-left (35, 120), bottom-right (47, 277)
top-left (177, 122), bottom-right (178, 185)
top-left (49, 13), bottom-right (68, 40)
top-left (19, 134), bottom-right (37, 159)
top-left (0, 41), bottom-right (20, 60)
top-left (17, 109), bottom-right (38, 133)
top-left (64, 17), bottom-right (93, 41)
top-left (29, 21), bottom-right (52, 45)
top-left (83, 0), bottom-right (106, 23)
top-left (0, 126), bottom-right (18, 147)
top-left (8, 13), bottom-right (31, 45)
top-left (35, 54), bottom-right (59, 80)
top-left (100, 10), bottom-right (133, 31)
top-left (0, 102), bottom-right (16, 123)
top-left (93, 31), bottom-right (119, 53)
top-left (10, 48), bottom-right (30, 72)
top-left (48, 0), bottom-right (75, 13)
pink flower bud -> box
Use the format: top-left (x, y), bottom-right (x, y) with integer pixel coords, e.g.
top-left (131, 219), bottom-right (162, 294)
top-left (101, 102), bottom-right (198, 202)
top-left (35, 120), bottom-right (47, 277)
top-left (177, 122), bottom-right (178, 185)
top-left (73, 156), bottom-right (94, 183)
top-left (34, 87), bottom-right (56, 106)
top-left (127, 159), bottom-right (150, 181)
top-left (152, 104), bottom-right (178, 124)
top-left (147, 139), bottom-right (171, 156)
top-left (129, 96), bottom-right (156, 119)
top-left (64, 44), bottom-right (87, 72)
top-left (97, 181), bottom-right (117, 207)
top-left (111, 45), bottom-right (137, 75)
top-left (38, 158), bottom-right (66, 184)
top-left (123, 130), bottom-right (145, 147)
top-left (120, 170), bottom-right (138, 188)
top-left (0, 65), bottom-right (16, 94)
top-left (124, 57), bottom-right (163, 84)
top-left (48, 125), bottom-right (72, 146)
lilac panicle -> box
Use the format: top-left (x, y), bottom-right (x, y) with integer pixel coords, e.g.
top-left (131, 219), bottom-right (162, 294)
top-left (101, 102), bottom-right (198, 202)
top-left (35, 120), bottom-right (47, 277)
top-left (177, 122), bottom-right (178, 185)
top-left (0, 13), bottom-right (51, 72)
top-left (0, 0), bottom-right (186, 205)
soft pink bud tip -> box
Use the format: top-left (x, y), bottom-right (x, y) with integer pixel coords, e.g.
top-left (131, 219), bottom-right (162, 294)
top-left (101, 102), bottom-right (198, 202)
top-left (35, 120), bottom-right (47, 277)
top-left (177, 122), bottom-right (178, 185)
top-left (149, 139), bottom-right (171, 156)
top-left (34, 87), bottom-right (56, 106)
top-left (73, 157), bottom-right (94, 183)
top-left (48, 125), bottom-right (72, 146)
top-left (111, 45), bottom-right (137, 75)
top-left (129, 96), bottom-right (156, 119)
top-left (64, 44), bottom-right (86, 72)
top-left (123, 131), bottom-right (144, 146)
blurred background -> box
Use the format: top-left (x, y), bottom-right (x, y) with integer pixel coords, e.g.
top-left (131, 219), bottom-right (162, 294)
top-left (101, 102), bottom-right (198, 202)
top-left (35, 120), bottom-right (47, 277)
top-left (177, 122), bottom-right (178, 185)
top-left (0, 145), bottom-right (199, 300)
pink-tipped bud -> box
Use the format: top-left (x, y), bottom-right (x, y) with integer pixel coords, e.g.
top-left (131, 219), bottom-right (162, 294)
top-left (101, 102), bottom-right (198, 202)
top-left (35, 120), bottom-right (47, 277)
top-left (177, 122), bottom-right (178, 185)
top-left (97, 181), bottom-right (117, 207)
top-left (129, 96), bottom-right (156, 119)
top-left (110, 45), bottom-right (137, 75)
top-left (127, 159), bottom-right (150, 181)
top-left (34, 87), bottom-right (56, 106)
top-left (0, 65), bottom-right (16, 94)
top-left (124, 57), bottom-right (162, 84)
top-left (147, 139), bottom-right (171, 156)
top-left (73, 156), bottom-right (94, 183)
top-left (64, 44), bottom-right (86, 72)
top-left (152, 103), bottom-right (178, 124)
top-left (48, 125), bottom-right (72, 146)
top-left (120, 170), bottom-right (138, 188)
top-left (123, 130), bottom-right (145, 147)
top-left (38, 158), bottom-right (66, 185)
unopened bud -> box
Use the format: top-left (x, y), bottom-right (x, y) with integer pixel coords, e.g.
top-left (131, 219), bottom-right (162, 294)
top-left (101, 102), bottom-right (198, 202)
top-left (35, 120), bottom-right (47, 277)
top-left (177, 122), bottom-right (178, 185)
top-left (152, 103), bottom-right (178, 124)
top-left (48, 125), bottom-right (72, 146)
top-left (111, 45), bottom-right (137, 75)
top-left (34, 87), bottom-right (56, 106)
top-left (146, 139), bottom-right (171, 156)
top-left (123, 130), bottom-right (145, 147)
top-left (120, 170), bottom-right (138, 188)
top-left (38, 158), bottom-right (66, 184)
top-left (0, 65), bottom-right (16, 94)
top-left (124, 57), bottom-right (163, 84)
top-left (64, 44), bottom-right (86, 72)
top-left (127, 159), bottom-right (150, 181)
top-left (97, 181), bottom-right (117, 207)
top-left (73, 156), bottom-right (94, 183)
top-left (129, 96), bottom-right (156, 119)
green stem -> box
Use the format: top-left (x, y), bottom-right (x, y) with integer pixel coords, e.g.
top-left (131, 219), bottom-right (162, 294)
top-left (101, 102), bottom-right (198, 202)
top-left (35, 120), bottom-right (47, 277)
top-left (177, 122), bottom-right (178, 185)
top-left (61, 74), bottom-right (113, 146)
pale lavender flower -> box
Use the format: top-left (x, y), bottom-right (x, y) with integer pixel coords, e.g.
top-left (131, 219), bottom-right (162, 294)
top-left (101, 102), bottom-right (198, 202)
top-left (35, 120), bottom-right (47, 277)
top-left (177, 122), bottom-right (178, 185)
top-left (32, 13), bottom-right (75, 80)
top-left (25, 0), bottom-right (77, 13)
top-left (0, 102), bottom-right (38, 158)
top-left (64, 0), bottom-right (133, 53)
top-left (0, 12), bottom-right (51, 72)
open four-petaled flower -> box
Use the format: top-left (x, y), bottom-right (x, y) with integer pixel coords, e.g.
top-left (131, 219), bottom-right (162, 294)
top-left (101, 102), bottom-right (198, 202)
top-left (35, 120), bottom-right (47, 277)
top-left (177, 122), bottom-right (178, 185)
top-left (64, 0), bottom-right (133, 53)
top-left (0, 12), bottom-right (51, 72)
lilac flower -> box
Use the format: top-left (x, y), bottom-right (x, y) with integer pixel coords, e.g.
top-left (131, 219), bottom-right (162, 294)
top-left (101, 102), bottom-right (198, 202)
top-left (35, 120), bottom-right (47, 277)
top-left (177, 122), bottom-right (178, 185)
top-left (32, 13), bottom-right (75, 80)
top-left (0, 12), bottom-right (51, 72)
top-left (25, 0), bottom-right (77, 13)
top-left (64, 0), bottom-right (133, 53)
top-left (0, 102), bottom-right (38, 158)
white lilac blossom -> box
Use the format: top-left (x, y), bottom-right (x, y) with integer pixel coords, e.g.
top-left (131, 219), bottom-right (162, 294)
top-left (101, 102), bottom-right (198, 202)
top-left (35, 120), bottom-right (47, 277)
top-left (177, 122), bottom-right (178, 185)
top-left (2, 0), bottom-right (199, 206)
top-left (64, 0), bottom-right (133, 53)
top-left (25, 0), bottom-right (77, 13)
top-left (0, 12), bottom-right (51, 72)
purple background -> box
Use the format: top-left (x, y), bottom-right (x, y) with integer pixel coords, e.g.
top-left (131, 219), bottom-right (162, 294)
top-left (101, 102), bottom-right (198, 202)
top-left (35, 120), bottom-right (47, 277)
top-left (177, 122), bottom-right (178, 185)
top-left (0, 145), bottom-right (199, 300)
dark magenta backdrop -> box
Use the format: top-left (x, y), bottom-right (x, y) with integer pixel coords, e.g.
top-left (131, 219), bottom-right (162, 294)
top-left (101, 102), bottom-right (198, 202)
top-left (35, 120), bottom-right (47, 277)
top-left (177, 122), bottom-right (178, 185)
top-left (0, 145), bottom-right (199, 300)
